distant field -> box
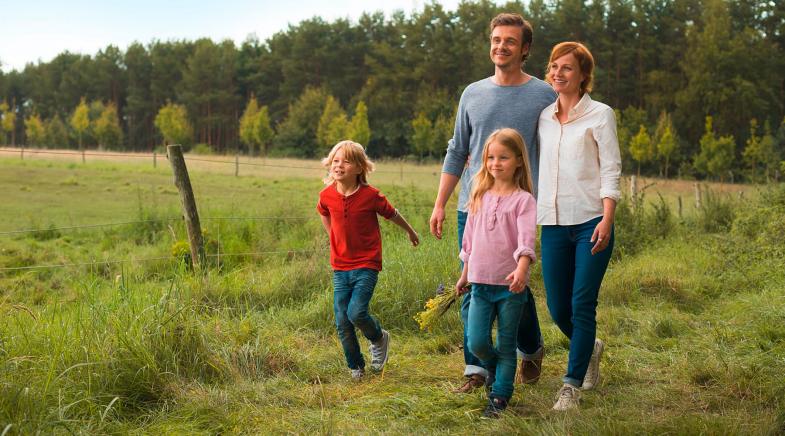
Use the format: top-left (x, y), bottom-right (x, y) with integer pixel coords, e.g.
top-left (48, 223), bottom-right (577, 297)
top-left (1, 153), bottom-right (783, 434)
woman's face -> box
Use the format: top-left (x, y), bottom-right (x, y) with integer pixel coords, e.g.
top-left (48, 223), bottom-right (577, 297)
top-left (548, 52), bottom-right (584, 96)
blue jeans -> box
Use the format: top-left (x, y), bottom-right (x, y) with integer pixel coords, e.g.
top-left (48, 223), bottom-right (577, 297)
top-left (333, 268), bottom-right (383, 370)
top-left (541, 216), bottom-right (614, 386)
top-left (467, 284), bottom-right (526, 400)
top-left (458, 211), bottom-right (543, 378)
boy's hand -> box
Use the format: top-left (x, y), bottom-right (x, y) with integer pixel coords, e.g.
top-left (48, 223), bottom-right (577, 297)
top-left (455, 277), bottom-right (470, 296)
top-left (409, 230), bottom-right (420, 247)
top-left (505, 268), bottom-right (528, 293)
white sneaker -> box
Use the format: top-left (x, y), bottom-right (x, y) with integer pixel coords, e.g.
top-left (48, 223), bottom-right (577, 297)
top-left (582, 338), bottom-right (604, 390)
top-left (351, 368), bottom-right (365, 381)
top-left (552, 383), bottom-right (581, 411)
top-left (369, 329), bottom-right (390, 371)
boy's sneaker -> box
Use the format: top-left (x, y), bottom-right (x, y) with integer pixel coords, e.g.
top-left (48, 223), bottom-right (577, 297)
top-left (351, 368), bottom-right (365, 381)
top-left (369, 329), bottom-right (390, 371)
top-left (582, 338), bottom-right (604, 390)
top-left (450, 374), bottom-right (485, 393)
top-left (552, 383), bottom-right (581, 411)
top-left (481, 396), bottom-right (508, 419)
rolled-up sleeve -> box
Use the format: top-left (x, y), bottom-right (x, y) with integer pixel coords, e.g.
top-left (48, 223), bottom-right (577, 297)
top-left (458, 212), bottom-right (475, 263)
top-left (513, 194), bottom-right (537, 264)
top-left (594, 108), bottom-right (622, 202)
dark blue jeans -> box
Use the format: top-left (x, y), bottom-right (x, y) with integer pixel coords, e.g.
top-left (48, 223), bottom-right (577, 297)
top-left (541, 216), bottom-right (614, 386)
top-left (467, 284), bottom-right (526, 400)
top-left (333, 268), bottom-right (383, 370)
top-left (458, 211), bottom-right (543, 377)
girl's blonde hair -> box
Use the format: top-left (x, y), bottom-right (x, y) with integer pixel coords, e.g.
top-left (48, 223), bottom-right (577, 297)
top-left (321, 140), bottom-right (375, 185)
top-left (467, 128), bottom-right (533, 214)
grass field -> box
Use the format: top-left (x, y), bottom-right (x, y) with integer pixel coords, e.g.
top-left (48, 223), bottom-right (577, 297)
top-left (1, 152), bottom-right (784, 435)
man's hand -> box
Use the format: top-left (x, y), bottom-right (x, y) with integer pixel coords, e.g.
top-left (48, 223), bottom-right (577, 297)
top-left (429, 206), bottom-right (445, 239)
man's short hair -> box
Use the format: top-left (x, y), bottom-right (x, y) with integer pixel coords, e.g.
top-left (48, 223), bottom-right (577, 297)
top-left (489, 13), bottom-right (534, 62)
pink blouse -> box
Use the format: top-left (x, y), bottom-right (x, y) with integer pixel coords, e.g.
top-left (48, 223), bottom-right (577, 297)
top-left (459, 190), bottom-right (537, 286)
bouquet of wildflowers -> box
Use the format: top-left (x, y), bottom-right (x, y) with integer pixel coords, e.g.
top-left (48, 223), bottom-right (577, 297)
top-left (414, 284), bottom-right (458, 331)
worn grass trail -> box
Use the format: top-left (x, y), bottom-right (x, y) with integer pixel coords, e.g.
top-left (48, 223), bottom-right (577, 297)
top-left (0, 157), bottom-right (783, 434)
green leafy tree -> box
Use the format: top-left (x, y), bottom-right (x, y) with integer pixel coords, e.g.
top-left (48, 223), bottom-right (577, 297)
top-left (694, 116), bottom-right (736, 181)
top-left (274, 87), bottom-right (329, 157)
top-left (93, 102), bottom-right (123, 149)
top-left (743, 119), bottom-right (779, 182)
top-left (317, 96), bottom-right (346, 151)
top-left (154, 102), bottom-right (193, 146)
top-left (432, 113), bottom-right (453, 158)
top-left (24, 114), bottom-right (46, 146)
top-left (239, 97), bottom-right (260, 153)
top-left (348, 101), bottom-right (371, 147)
top-left (629, 125), bottom-right (653, 176)
top-left (410, 112), bottom-right (433, 159)
top-left (255, 106), bottom-right (274, 156)
top-left (45, 115), bottom-right (69, 147)
top-left (656, 125), bottom-right (678, 179)
top-left (70, 98), bottom-right (90, 151)
top-left (0, 101), bottom-right (14, 145)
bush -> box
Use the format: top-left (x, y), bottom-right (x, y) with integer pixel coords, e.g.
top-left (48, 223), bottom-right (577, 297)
top-left (190, 143), bottom-right (214, 155)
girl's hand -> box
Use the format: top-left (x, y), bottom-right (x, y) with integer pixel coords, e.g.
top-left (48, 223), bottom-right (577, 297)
top-left (409, 230), bottom-right (420, 247)
top-left (591, 218), bottom-right (613, 255)
top-left (455, 277), bottom-right (470, 296)
top-left (505, 268), bottom-right (527, 293)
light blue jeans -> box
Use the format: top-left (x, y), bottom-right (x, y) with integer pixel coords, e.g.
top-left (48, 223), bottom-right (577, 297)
top-left (333, 268), bottom-right (383, 370)
top-left (467, 283), bottom-right (526, 400)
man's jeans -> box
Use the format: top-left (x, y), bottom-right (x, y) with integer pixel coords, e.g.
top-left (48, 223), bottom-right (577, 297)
top-left (541, 216), bottom-right (614, 386)
top-left (458, 210), bottom-right (543, 378)
top-left (333, 268), bottom-right (383, 370)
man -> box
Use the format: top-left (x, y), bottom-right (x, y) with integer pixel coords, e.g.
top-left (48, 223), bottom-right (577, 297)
top-left (429, 12), bottom-right (557, 393)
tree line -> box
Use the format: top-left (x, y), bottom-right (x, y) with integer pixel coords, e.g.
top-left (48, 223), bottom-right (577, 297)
top-left (0, 0), bottom-right (783, 181)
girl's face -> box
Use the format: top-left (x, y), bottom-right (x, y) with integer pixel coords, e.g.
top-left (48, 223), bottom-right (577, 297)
top-left (330, 147), bottom-right (362, 184)
top-left (485, 141), bottom-right (521, 184)
top-left (548, 52), bottom-right (584, 96)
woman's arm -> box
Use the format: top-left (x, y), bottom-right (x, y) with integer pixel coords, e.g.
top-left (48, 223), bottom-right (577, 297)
top-left (590, 198), bottom-right (616, 255)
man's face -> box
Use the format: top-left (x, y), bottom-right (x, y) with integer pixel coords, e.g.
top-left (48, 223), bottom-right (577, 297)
top-left (489, 25), bottom-right (529, 71)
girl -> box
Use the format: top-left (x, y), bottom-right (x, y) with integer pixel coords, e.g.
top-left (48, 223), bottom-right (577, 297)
top-left (316, 140), bottom-right (419, 380)
top-left (455, 128), bottom-right (537, 418)
top-left (537, 42), bottom-right (622, 410)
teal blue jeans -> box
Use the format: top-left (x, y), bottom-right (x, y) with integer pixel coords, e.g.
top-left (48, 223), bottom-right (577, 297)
top-left (333, 268), bottom-right (383, 370)
top-left (466, 283), bottom-right (526, 400)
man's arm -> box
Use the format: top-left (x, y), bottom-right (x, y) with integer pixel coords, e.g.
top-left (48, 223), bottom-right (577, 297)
top-left (429, 172), bottom-right (460, 239)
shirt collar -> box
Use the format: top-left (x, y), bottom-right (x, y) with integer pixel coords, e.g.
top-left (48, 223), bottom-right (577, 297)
top-left (552, 93), bottom-right (593, 122)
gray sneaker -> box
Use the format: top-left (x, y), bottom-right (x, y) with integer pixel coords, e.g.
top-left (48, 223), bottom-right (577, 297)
top-left (552, 383), bottom-right (581, 411)
top-left (369, 329), bottom-right (390, 371)
top-left (582, 338), bottom-right (604, 390)
top-left (351, 368), bottom-right (365, 381)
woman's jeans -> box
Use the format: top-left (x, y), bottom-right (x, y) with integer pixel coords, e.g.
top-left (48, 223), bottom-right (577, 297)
top-left (541, 216), bottom-right (614, 387)
top-left (458, 211), bottom-right (543, 378)
top-left (333, 268), bottom-right (383, 370)
top-left (467, 284), bottom-right (526, 400)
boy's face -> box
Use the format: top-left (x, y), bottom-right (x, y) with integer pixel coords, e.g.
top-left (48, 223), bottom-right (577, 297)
top-left (330, 148), bottom-right (362, 184)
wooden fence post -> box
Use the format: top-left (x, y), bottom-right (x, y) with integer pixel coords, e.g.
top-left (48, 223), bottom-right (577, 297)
top-left (21, 145), bottom-right (24, 160)
top-left (167, 144), bottom-right (206, 270)
top-left (694, 183), bottom-right (702, 209)
top-left (677, 196), bottom-right (683, 219)
top-left (235, 154), bottom-right (239, 177)
top-left (630, 175), bottom-right (638, 211)
top-left (153, 152), bottom-right (157, 168)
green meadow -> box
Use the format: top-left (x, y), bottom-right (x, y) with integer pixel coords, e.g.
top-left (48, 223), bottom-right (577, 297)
top-left (1, 154), bottom-right (783, 434)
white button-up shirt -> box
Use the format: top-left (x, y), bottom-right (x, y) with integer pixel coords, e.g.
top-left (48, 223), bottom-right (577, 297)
top-left (537, 93), bottom-right (622, 225)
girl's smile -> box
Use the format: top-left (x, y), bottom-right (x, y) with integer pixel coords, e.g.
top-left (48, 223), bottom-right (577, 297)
top-left (486, 141), bottom-right (522, 185)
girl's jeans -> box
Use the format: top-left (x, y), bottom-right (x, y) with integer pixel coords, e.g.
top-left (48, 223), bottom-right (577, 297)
top-left (332, 268), bottom-right (383, 370)
top-left (541, 216), bottom-right (614, 386)
top-left (458, 210), bottom-right (543, 378)
top-left (467, 284), bottom-right (526, 400)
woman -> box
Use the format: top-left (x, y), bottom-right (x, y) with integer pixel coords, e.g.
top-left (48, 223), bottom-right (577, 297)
top-left (537, 42), bottom-right (621, 411)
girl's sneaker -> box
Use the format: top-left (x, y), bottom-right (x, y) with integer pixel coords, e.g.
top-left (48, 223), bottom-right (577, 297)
top-left (351, 368), bottom-right (365, 381)
top-left (369, 329), bottom-right (390, 371)
top-left (481, 396), bottom-right (508, 419)
top-left (582, 338), bottom-right (604, 390)
top-left (552, 383), bottom-right (581, 411)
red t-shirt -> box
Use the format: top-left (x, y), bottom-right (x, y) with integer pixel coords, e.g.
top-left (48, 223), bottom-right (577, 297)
top-left (317, 183), bottom-right (397, 271)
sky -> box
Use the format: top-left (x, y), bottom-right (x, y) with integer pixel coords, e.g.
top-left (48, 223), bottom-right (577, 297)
top-left (0, 0), bottom-right (465, 72)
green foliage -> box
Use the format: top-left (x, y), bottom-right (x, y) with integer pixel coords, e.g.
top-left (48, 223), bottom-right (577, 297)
top-left (93, 103), bottom-right (123, 148)
top-left (70, 98), bottom-right (90, 150)
top-left (44, 115), bottom-right (69, 148)
top-left (154, 102), bottom-right (193, 146)
top-left (655, 112), bottom-right (678, 178)
top-left (274, 87), bottom-right (328, 157)
top-left (694, 116), bottom-right (736, 181)
top-left (348, 101), bottom-right (371, 147)
top-left (240, 97), bottom-right (275, 156)
top-left (695, 187), bottom-right (736, 233)
top-left (742, 119), bottom-right (779, 183)
top-left (629, 125), bottom-right (654, 176)
top-left (316, 96), bottom-right (346, 152)
top-left (24, 114), bottom-right (46, 147)
top-left (410, 112), bottom-right (432, 159)
top-left (1, 100), bottom-right (16, 145)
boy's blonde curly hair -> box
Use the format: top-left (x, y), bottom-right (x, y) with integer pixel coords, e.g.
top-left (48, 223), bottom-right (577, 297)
top-left (322, 140), bottom-right (375, 185)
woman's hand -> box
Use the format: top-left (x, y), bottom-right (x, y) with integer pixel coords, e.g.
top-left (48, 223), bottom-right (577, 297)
top-left (590, 218), bottom-right (613, 255)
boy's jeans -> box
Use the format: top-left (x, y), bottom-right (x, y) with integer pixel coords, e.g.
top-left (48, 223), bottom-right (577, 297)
top-left (332, 268), bottom-right (383, 370)
top-left (467, 284), bottom-right (526, 400)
